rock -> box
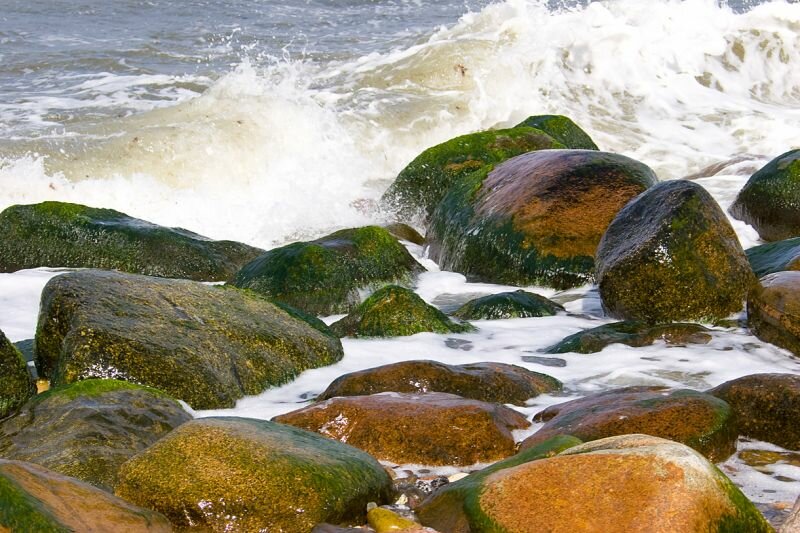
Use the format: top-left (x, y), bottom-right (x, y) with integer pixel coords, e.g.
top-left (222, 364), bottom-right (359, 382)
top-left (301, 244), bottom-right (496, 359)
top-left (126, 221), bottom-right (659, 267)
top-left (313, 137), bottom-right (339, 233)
top-left (421, 434), bottom-right (771, 533)
top-left (383, 222), bottom-right (425, 245)
top-left (427, 150), bottom-right (657, 289)
top-left (731, 149), bottom-right (800, 241)
top-left (317, 360), bottom-right (561, 406)
top-left (520, 386), bottom-right (738, 461)
top-left (230, 226), bottom-right (424, 315)
top-left (544, 321), bottom-right (712, 354)
top-left (747, 238), bottom-right (800, 277)
top-left (596, 180), bottom-right (755, 323)
top-left (367, 507), bottom-right (419, 532)
top-left (380, 126), bottom-right (564, 221)
top-left (709, 373), bottom-right (800, 450)
top-left (330, 285), bottom-right (474, 338)
top-left (452, 290), bottom-right (564, 320)
top-left (514, 115), bottom-right (598, 150)
top-left (0, 330), bottom-right (34, 420)
top-left (781, 496), bottom-right (800, 533)
top-left (0, 201), bottom-right (263, 281)
top-left (0, 379), bottom-right (190, 491)
top-left (35, 269), bottom-right (343, 410)
top-left (747, 271), bottom-right (800, 356)
top-left (116, 417), bottom-right (392, 532)
top-left (0, 459), bottom-right (171, 532)
top-left (273, 392), bottom-right (530, 466)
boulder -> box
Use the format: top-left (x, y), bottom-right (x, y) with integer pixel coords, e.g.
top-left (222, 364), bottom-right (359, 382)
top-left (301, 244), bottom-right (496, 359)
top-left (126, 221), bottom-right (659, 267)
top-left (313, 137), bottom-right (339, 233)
top-left (35, 270), bottom-right (343, 410)
top-left (329, 285), bottom-right (474, 338)
top-left (709, 373), bottom-right (800, 450)
top-left (747, 271), bottom-right (800, 356)
top-left (747, 237), bottom-right (800, 277)
top-left (0, 330), bottom-right (34, 420)
top-left (596, 180), bottom-right (755, 323)
top-left (230, 226), bottom-right (424, 315)
top-left (731, 149), bottom-right (800, 241)
top-left (115, 417), bottom-right (392, 532)
top-left (427, 150), bottom-right (657, 289)
top-left (514, 115), bottom-right (598, 150)
top-left (544, 321), bottom-right (712, 354)
top-left (317, 360), bottom-right (561, 405)
top-left (273, 392), bottom-right (530, 466)
top-left (0, 459), bottom-right (171, 532)
top-left (0, 379), bottom-right (191, 491)
top-left (782, 496), bottom-right (800, 533)
top-left (452, 290), bottom-right (564, 320)
top-left (520, 386), bottom-right (737, 461)
top-left (0, 201), bottom-right (263, 281)
top-left (383, 222), bottom-right (425, 245)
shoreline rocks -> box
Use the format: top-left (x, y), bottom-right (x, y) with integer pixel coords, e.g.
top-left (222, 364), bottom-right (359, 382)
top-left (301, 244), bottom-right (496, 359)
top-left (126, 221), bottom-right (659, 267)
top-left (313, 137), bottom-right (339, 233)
top-left (0, 330), bottom-right (35, 420)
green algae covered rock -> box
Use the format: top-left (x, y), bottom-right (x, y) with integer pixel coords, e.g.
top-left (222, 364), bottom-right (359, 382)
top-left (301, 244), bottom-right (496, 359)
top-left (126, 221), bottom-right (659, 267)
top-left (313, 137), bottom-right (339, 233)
top-left (0, 330), bottom-right (34, 420)
top-left (230, 226), bottom-right (424, 315)
top-left (747, 237), bottom-right (800, 277)
top-left (452, 290), bottom-right (564, 320)
top-left (330, 285), bottom-right (474, 338)
top-left (0, 379), bottom-right (190, 491)
top-left (544, 321), bottom-right (712, 354)
top-left (747, 271), bottom-right (800, 357)
top-left (731, 150), bottom-right (800, 241)
top-left (115, 417), bottom-right (392, 532)
top-left (0, 459), bottom-right (171, 532)
top-left (515, 115), bottom-right (598, 151)
top-left (35, 270), bottom-right (343, 410)
top-left (427, 150), bottom-right (657, 290)
top-left (381, 126), bottom-right (564, 221)
top-left (597, 180), bottom-right (756, 324)
top-left (383, 222), bottom-right (425, 245)
top-left (0, 201), bottom-right (263, 281)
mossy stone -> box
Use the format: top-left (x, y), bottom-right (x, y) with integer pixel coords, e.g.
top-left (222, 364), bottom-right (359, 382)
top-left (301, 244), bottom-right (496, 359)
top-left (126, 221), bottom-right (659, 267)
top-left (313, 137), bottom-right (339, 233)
top-left (597, 180), bottom-right (756, 324)
top-left (0, 201), bottom-right (263, 281)
top-left (544, 321), bottom-right (712, 354)
top-left (115, 417), bottom-right (393, 532)
top-left (383, 222), bottom-right (425, 245)
top-left (426, 150), bottom-right (657, 289)
top-left (730, 149), bottom-right (800, 241)
top-left (747, 271), bottom-right (800, 357)
top-left (330, 285), bottom-right (474, 338)
top-left (35, 270), bottom-right (343, 410)
top-left (452, 290), bottom-right (564, 320)
top-left (515, 115), bottom-right (598, 150)
top-left (746, 237), bottom-right (800, 277)
top-left (230, 226), bottom-right (424, 315)
top-left (0, 330), bottom-right (34, 420)
top-left (0, 379), bottom-right (190, 491)
top-left (367, 508), bottom-right (419, 532)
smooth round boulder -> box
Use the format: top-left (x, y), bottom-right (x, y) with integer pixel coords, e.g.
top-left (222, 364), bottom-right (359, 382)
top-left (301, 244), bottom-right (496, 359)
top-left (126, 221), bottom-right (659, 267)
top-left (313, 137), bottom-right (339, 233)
top-left (747, 237), bottom-right (800, 278)
top-left (544, 321), bottom-right (712, 354)
top-left (452, 290), bottom-right (564, 320)
top-left (317, 360), bottom-right (561, 405)
top-left (115, 417), bottom-right (392, 532)
top-left (514, 115), bottom-right (598, 150)
top-left (748, 271), bottom-right (800, 356)
top-left (426, 149), bottom-right (658, 289)
top-left (0, 330), bottom-right (34, 420)
top-left (520, 386), bottom-right (738, 461)
top-left (383, 222), bottom-right (425, 245)
top-left (274, 392), bottom-right (530, 466)
top-left (596, 180), bottom-right (755, 323)
top-left (731, 149), bottom-right (800, 241)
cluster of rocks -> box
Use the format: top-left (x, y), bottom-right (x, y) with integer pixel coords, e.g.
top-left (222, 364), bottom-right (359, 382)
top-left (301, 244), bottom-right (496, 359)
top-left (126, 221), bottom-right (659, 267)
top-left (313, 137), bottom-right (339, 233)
top-left (0, 116), bottom-right (799, 530)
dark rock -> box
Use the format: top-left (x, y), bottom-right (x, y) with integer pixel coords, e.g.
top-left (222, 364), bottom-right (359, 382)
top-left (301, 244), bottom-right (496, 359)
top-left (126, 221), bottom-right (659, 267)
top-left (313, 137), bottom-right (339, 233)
top-left (544, 321), bottom-right (712, 354)
top-left (520, 355), bottom-right (568, 367)
top-left (747, 271), bottom-right (800, 356)
top-left (0, 330), bottom-right (34, 420)
top-left (514, 115), bottom-right (598, 150)
top-left (747, 237), bottom-right (800, 278)
top-left (383, 222), bottom-right (425, 245)
top-left (452, 290), bottom-right (564, 320)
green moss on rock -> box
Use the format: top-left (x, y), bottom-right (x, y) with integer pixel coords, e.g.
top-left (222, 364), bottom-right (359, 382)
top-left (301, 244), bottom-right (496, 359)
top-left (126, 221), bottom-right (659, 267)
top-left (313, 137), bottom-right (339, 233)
top-left (544, 321), bottom-right (712, 354)
top-left (453, 290), bottom-right (565, 320)
top-left (747, 271), bottom-right (800, 357)
top-left (514, 115), bottom-right (598, 150)
top-left (746, 237), bottom-right (800, 277)
top-left (0, 330), bottom-right (34, 420)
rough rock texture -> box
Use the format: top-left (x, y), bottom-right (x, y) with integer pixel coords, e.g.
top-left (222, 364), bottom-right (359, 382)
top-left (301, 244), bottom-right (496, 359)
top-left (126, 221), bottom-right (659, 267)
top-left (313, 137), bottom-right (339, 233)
top-left (748, 271), bottom-right (800, 357)
top-left (452, 290), bottom-right (564, 320)
top-left (596, 180), bottom-right (755, 323)
top-left (330, 285), bottom-right (474, 338)
top-left (781, 496), bottom-right (800, 533)
top-left (747, 237), bottom-right (800, 277)
top-left (731, 149), bottom-right (800, 241)
top-left (709, 373), bottom-right (800, 450)
top-left (514, 115), bottom-right (598, 150)
top-left (317, 360), bottom-right (561, 405)
top-left (116, 417), bottom-right (392, 532)
top-left (0, 330), bottom-right (34, 420)
top-left (520, 386), bottom-right (737, 461)
top-left (544, 321), bottom-right (712, 354)
top-left (230, 226), bottom-right (424, 315)
top-left (0, 379), bottom-right (191, 491)
top-left (274, 392), bottom-right (530, 466)
top-left (0, 459), bottom-right (171, 532)
top-left (427, 150), bottom-right (657, 289)
top-left (0, 201), bottom-right (263, 281)
top-left (35, 270), bottom-right (343, 410)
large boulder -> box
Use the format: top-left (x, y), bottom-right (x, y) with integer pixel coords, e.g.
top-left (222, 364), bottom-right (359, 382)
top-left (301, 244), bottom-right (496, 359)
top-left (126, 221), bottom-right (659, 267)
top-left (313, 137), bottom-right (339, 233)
top-left (452, 290), bottom-right (564, 320)
top-left (709, 373), bottom-right (800, 450)
top-left (747, 237), bottom-right (800, 277)
top-left (230, 226), bottom-right (424, 315)
top-left (115, 417), bottom-right (392, 531)
top-left (514, 115), bottom-right (598, 150)
top-left (0, 330), bottom-right (34, 420)
top-left (329, 285), bottom-right (474, 338)
top-left (0, 379), bottom-right (191, 491)
top-left (731, 149), bottom-right (800, 241)
top-left (317, 360), bottom-right (561, 405)
top-left (596, 180), bottom-right (755, 323)
top-left (0, 201), bottom-right (263, 281)
top-left (420, 434), bottom-right (771, 533)
top-left (426, 150), bottom-right (658, 289)
top-left (520, 386), bottom-right (738, 461)
top-left (35, 270), bottom-right (343, 410)
top-left (273, 392), bottom-right (530, 466)
top-left (0, 459), bottom-right (171, 532)
top-left (747, 271), bottom-right (800, 356)
top-left (544, 321), bottom-right (712, 354)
